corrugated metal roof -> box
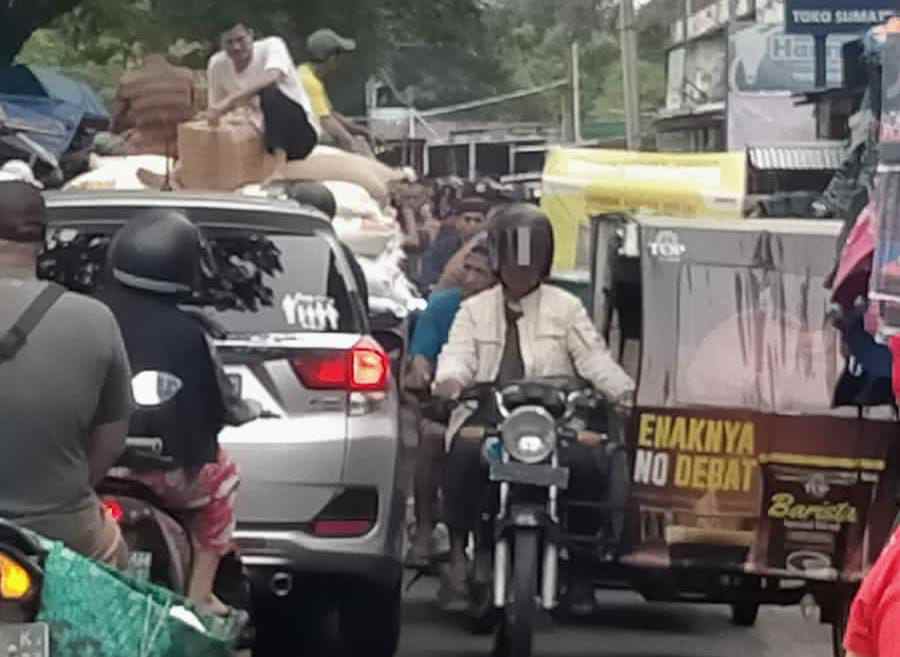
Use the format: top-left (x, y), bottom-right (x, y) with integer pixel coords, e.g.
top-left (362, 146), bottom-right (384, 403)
top-left (748, 143), bottom-right (846, 171)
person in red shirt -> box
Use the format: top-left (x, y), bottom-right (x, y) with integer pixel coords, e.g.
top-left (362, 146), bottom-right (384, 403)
top-left (845, 527), bottom-right (900, 657)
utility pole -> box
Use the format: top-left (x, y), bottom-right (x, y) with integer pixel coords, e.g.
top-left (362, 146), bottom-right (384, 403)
top-left (571, 42), bottom-right (582, 144)
top-left (620, 0), bottom-right (641, 149)
top-left (561, 89), bottom-right (573, 143)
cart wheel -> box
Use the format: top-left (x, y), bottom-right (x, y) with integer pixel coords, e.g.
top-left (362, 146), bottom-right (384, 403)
top-left (730, 602), bottom-right (759, 627)
top-left (831, 593), bottom-right (854, 657)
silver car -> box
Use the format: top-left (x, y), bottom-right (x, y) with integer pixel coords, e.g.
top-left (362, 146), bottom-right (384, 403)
top-left (42, 191), bottom-right (405, 657)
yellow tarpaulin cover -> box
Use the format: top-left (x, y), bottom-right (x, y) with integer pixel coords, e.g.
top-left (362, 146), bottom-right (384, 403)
top-left (541, 148), bottom-right (747, 271)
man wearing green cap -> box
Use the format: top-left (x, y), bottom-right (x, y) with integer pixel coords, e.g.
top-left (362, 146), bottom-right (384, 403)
top-left (299, 28), bottom-right (374, 156)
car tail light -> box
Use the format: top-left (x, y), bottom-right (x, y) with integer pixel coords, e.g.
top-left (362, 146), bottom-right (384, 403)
top-left (102, 498), bottom-right (125, 524)
top-left (291, 337), bottom-right (389, 392)
top-left (0, 552), bottom-right (33, 600)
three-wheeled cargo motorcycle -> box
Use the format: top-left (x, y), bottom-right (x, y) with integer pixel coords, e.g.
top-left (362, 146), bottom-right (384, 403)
top-left (592, 214), bottom-right (900, 657)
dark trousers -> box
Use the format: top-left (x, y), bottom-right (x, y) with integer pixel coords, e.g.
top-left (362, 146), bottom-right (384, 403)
top-left (259, 84), bottom-right (318, 161)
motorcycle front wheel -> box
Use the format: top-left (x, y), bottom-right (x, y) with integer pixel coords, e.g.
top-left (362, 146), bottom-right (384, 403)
top-left (495, 528), bottom-right (539, 657)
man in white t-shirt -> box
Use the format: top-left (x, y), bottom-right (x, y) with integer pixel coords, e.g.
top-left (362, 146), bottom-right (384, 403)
top-left (207, 23), bottom-right (320, 178)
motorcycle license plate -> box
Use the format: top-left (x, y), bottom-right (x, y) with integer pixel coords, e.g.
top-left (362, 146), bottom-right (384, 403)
top-left (126, 550), bottom-right (153, 582)
top-left (227, 374), bottom-right (242, 398)
top-left (0, 623), bottom-right (49, 657)
top-left (489, 462), bottom-right (570, 489)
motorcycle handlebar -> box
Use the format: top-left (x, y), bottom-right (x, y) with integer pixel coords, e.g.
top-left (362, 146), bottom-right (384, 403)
top-left (423, 378), bottom-right (602, 425)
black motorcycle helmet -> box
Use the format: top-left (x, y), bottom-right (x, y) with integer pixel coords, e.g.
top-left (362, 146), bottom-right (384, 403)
top-left (487, 203), bottom-right (555, 280)
top-left (109, 209), bottom-right (203, 296)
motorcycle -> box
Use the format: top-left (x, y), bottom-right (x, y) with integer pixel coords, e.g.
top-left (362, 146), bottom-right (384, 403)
top-left (424, 377), bottom-right (627, 657)
top-left (97, 370), bottom-right (258, 649)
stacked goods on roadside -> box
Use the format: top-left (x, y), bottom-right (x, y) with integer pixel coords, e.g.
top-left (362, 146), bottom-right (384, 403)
top-left (112, 54), bottom-right (195, 157)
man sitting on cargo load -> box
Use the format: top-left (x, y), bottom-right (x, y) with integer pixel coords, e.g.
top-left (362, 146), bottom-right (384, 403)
top-left (207, 22), bottom-right (320, 181)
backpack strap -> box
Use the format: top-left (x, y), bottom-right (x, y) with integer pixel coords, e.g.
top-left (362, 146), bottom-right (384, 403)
top-left (0, 283), bottom-right (66, 363)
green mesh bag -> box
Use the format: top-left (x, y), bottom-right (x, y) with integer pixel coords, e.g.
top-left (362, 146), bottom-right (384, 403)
top-left (35, 541), bottom-right (242, 657)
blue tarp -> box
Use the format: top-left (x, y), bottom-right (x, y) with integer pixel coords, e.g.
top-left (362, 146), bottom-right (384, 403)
top-left (0, 65), bottom-right (108, 124)
top-left (29, 67), bottom-right (109, 124)
top-left (0, 93), bottom-right (84, 160)
top-left (0, 65), bottom-right (108, 164)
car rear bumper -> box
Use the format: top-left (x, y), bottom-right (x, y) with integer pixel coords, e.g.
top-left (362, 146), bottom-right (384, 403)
top-left (236, 527), bottom-right (402, 593)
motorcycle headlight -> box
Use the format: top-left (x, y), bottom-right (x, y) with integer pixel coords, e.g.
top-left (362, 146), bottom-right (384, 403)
top-left (501, 406), bottom-right (556, 464)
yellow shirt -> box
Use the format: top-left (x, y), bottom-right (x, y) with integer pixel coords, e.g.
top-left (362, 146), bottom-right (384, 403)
top-left (298, 63), bottom-right (332, 118)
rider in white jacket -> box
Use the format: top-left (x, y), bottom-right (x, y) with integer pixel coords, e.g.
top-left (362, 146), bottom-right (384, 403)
top-left (435, 283), bottom-right (634, 403)
top-left (433, 204), bottom-right (635, 612)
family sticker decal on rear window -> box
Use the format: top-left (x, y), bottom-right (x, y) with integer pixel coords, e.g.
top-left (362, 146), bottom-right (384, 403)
top-left (282, 293), bottom-right (340, 331)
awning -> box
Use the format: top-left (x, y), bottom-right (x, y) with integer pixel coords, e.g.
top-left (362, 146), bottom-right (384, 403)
top-left (747, 142), bottom-right (846, 171)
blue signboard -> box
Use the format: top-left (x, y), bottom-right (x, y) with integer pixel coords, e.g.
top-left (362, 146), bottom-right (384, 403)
top-left (785, 0), bottom-right (897, 35)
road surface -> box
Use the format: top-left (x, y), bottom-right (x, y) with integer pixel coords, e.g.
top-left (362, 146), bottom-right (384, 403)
top-left (397, 577), bottom-right (832, 657)
top-left (392, 409), bottom-right (834, 657)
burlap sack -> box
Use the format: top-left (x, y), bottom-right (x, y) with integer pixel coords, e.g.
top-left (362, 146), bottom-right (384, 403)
top-left (116, 55), bottom-right (195, 156)
top-left (125, 127), bottom-right (179, 157)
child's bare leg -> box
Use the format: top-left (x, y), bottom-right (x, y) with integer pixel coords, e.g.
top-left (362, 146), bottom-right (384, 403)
top-left (189, 543), bottom-right (230, 615)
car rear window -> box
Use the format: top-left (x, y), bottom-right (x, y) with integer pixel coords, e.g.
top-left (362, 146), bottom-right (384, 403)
top-left (38, 228), bottom-right (361, 334)
top-left (208, 234), bottom-right (361, 334)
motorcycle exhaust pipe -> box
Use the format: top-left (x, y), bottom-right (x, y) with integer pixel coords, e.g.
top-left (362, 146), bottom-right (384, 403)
top-left (270, 571), bottom-right (294, 598)
top-left (494, 538), bottom-right (509, 608)
top-left (542, 543), bottom-right (558, 609)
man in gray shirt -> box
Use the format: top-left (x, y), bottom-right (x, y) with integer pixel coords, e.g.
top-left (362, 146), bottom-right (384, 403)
top-left (0, 177), bottom-right (132, 567)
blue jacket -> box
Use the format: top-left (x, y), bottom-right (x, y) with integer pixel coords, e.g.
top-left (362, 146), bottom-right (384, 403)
top-left (409, 288), bottom-right (463, 362)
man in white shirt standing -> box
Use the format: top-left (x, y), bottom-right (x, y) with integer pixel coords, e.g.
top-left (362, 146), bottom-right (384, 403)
top-left (207, 22), bottom-right (320, 181)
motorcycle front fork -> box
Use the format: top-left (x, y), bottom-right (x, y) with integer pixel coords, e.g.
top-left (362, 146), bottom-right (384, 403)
top-left (492, 454), bottom-right (560, 610)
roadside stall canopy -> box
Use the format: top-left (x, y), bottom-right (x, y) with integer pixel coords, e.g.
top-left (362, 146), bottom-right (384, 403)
top-left (0, 65), bottom-right (110, 164)
top-left (0, 94), bottom-right (83, 164)
top-left (0, 65), bottom-right (109, 127)
top-left (541, 147), bottom-right (747, 272)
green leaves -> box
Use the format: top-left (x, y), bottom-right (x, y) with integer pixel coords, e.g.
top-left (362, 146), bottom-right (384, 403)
top-left (9, 0), bottom-right (674, 125)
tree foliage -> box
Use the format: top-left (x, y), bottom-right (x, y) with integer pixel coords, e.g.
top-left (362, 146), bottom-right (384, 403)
top-left (0, 0), bottom-right (83, 66)
top-left (13, 0), bottom-right (676, 123)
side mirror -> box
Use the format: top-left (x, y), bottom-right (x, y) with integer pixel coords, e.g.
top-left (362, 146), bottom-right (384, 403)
top-left (132, 370), bottom-right (183, 407)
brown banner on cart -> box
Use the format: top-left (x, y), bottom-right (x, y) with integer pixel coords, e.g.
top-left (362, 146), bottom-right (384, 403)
top-left (623, 407), bottom-right (899, 582)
